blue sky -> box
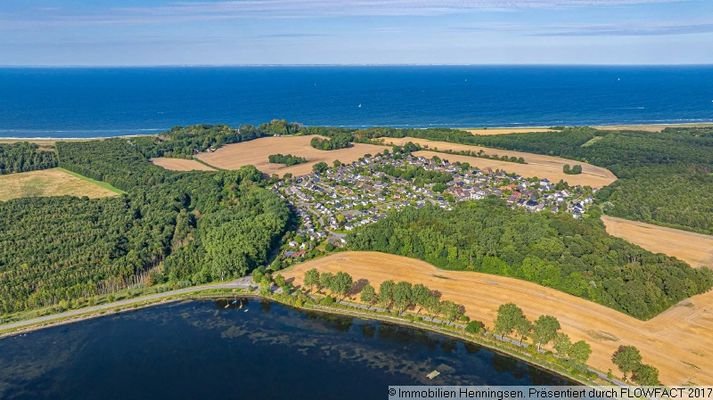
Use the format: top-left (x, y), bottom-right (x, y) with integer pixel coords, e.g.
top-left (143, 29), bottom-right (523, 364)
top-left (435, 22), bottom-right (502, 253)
top-left (1, 0), bottom-right (712, 65)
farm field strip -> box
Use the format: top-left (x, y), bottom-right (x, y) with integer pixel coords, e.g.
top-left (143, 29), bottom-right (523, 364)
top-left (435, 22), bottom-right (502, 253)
top-left (0, 168), bottom-right (120, 201)
top-left (465, 127), bottom-right (556, 135)
top-left (282, 251), bottom-right (713, 386)
top-left (602, 215), bottom-right (713, 268)
top-left (151, 157), bottom-right (217, 171)
top-left (378, 136), bottom-right (616, 188)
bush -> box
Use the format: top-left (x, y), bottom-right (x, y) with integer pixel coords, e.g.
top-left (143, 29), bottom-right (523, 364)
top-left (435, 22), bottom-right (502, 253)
top-left (465, 320), bottom-right (485, 334)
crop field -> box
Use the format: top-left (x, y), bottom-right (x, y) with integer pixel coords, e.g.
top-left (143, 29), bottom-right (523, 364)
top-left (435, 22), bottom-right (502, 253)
top-left (379, 137), bottom-right (617, 188)
top-left (0, 168), bottom-right (120, 201)
top-left (602, 216), bottom-right (713, 268)
top-left (196, 135), bottom-right (387, 176)
top-left (282, 251), bottom-right (713, 386)
top-left (151, 157), bottom-right (216, 171)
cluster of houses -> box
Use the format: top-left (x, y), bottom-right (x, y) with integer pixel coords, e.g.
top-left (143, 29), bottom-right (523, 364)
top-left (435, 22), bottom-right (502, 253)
top-left (274, 152), bottom-right (594, 258)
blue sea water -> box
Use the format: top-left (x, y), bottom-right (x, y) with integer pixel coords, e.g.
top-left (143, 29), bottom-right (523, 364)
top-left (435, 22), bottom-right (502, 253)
top-left (0, 66), bottom-right (712, 138)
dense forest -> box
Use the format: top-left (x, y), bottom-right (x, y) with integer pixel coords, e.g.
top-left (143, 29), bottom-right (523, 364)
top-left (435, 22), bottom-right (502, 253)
top-left (0, 142), bottom-right (58, 174)
top-left (348, 200), bottom-right (713, 320)
top-left (0, 125), bottom-right (291, 314)
top-left (465, 127), bottom-right (713, 234)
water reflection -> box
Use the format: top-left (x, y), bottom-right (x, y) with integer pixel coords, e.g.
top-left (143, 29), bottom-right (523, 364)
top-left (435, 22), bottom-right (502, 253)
top-left (0, 300), bottom-right (571, 400)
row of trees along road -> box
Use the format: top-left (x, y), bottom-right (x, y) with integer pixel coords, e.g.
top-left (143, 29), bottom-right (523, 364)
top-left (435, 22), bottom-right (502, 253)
top-left (300, 270), bottom-right (600, 373)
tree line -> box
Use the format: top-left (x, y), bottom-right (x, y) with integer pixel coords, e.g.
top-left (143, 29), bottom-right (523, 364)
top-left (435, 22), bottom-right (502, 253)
top-left (563, 164), bottom-right (583, 175)
top-left (0, 142), bottom-right (58, 174)
top-left (310, 133), bottom-right (353, 150)
top-left (347, 199), bottom-right (713, 320)
top-left (268, 153), bottom-right (308, 166)
top-left (302, 268), bottom-right (468, 322)
top-left (301, 270), bottom-right (595, 370)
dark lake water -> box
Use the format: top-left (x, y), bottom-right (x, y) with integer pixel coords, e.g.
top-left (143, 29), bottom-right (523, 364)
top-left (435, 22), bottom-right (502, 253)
top-left (0, 300), bottom-right (570, 399)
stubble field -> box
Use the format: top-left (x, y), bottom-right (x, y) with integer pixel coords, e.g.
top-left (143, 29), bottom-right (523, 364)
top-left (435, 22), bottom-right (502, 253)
top-left (380, 137), bottom-right (617, 188)
top-left (282, 251), bottom-right (713, 386)
top-left (195, 135), bottom-right (386, 176)
top-left (602, 216), bottom-right (713, 268)
top-left (0, 168), bottom-right (120, 201)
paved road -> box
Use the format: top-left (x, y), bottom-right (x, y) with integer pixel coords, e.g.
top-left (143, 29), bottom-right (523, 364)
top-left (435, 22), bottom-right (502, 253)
top-left (0, 278), bottom-right (254, 335)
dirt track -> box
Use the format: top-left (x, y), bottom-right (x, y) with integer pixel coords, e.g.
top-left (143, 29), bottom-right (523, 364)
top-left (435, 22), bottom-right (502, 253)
top-left (151, 158), bottom-right (216, 171)
top-left (282, 251), bottom-right (713, 385)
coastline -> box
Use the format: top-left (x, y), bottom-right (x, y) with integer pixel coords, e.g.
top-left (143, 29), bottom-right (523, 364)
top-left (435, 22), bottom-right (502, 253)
top-left (0, 286), bottom-right (601, 387)
top-left (1, 121), bottom-right (712, 142)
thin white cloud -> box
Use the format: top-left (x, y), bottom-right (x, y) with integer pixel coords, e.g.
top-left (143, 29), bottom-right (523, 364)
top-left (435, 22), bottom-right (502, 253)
top-left (535, 22), bottom-right (713, 36)
top-left (119, 0), bottom-right (686, 18)
top-left (1, 0), bottom-right (690, 27)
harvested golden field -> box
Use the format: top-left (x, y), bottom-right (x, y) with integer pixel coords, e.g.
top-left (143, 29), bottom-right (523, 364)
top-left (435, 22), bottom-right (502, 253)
top-left (602, 216), bottom-right (713, 268)
top-left (380, 137), bottom-right (616, 188)
top-left (282, 251), bottom-right (713, 385)
top-left (465, 127), bottom-right (555, 135)
top-left (0, 168), bottom-right (120, 201)
top-left (196, 135), bottom-right (386, 176)
top-left (151, 157), bottom-right (216, 172)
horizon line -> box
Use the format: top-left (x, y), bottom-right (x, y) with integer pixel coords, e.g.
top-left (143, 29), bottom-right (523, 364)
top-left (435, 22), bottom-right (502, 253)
top-left (2, 63), bottom-right (713, 68)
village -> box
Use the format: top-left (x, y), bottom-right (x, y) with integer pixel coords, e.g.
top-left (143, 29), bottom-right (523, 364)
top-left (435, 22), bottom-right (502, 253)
top-left (273, 151), bottom-right (594, 258)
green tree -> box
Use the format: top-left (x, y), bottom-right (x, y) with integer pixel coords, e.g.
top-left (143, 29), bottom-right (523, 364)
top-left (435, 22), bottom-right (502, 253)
top-left (392, 281), bottom-right (414, 312)
top-left (379, 280), bottom-right (395, 308)
top-left (360, 284), bottom-right (377, 306)
top-left (494, 303), bottom-right (527, 338)
top-left (612, 345), bottom-right (643, 379)
top-left (440, 300), bottom-right (465, 322)
top-left (332, 272), bottom-right (353, 299)
top-left (632, 364), bottom-right (661, 386)
top-left (553, 333), bottom-right (572, 358)
top-left (319, 272), bottom-right (335, 294)
top-left (411, 284), bottom-right (431, 313)
top-left (515, 317), bottom-right (532, 344)
top-left (465, 320), bottom-right (485, 334)
top-left (569, 340), bottom-right (592, 365)
top-left (312, 161), bottom-right (329, 174)
top-left (532, 315), bottom-right (561, 351)
top-left (304, 268), bottom-right (320, 292)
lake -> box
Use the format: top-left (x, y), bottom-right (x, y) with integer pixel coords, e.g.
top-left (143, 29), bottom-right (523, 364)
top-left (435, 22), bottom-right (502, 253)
top-left (0, 300), bottom-right (572, 399)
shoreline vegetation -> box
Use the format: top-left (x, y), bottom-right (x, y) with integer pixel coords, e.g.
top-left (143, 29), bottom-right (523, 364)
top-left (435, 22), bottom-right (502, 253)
top-left (1, 121), bottom-right (712, 142)
top-left (0, 282), bottom-right (601, 388)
